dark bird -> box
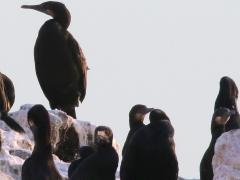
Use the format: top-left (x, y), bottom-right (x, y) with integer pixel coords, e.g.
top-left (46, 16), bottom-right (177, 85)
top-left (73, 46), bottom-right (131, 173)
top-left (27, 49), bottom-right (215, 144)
top-left (21, 104), bottom-right (62, 180)
top-left (200, 107), bottom-right (231, 180)
top-left (120, 109), bottom-right (178, 180)
top-left (68, 146), bottom-right (95, 178)
top-left (22, 1), bottom-right (88, 161)
top-left (214, 76), bottom-right (240, 131)
top-left (70, 126), bottom-right (119, 180)
top-left (21, 1), bottom-right (88, 118)
top-left (0, 72), bottom-right (24, 133)
top-left (122, 104), bottom-right (153, 156)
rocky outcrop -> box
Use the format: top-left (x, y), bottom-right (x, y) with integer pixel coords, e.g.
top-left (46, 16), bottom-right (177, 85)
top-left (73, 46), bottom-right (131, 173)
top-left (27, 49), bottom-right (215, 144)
top-left (0, 104), bottom-right (95, 179)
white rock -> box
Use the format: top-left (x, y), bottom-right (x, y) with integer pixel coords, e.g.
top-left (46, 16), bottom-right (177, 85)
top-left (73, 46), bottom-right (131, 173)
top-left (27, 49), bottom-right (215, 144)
top-left (212, 129), bottom-right (240, 180)
top-left (0, 171), bottom-right (14, 180)
top-left (0, 104), bottom-right (96, 179)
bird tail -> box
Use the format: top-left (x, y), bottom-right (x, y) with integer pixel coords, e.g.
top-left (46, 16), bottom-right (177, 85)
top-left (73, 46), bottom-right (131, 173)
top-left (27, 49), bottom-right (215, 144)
top-left (1, 113), bottom-right (25, 133)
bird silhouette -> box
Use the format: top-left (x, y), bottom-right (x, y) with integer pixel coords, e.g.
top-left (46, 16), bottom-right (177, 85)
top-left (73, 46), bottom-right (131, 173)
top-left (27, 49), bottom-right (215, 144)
top-left (22, 1), bottom-right (88, 118)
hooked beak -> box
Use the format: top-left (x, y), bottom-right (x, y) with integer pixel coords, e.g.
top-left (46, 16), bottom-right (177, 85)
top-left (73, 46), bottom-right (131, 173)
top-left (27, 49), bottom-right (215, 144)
top-left (21, 5), bottom-right (43, 12)
top-left (21, 4), bottom-right (53, 17)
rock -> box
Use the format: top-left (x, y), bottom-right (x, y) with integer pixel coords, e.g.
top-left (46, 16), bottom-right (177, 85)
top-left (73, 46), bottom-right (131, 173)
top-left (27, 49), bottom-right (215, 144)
top-left (54, 124), bottom-right (81, 161)
top-left (9, 149), bottom-right (31, 160)
top-left (0, 171), bottom-right (14, 180)
top-left (0, 104), bottom-right (96, 179)
top-left (212, 129), bottom-right (240, 179)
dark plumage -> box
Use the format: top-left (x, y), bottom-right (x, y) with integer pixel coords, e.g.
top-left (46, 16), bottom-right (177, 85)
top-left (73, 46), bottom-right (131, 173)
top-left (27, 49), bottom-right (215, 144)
top-left (215, 76), bottom-right (238, 111)
top-left (214, 76), bottom-right (240, 131)
top-left (200, 77), bottom-right (240, 180)
top-left (70, 126), bottom-right (119, 180)
top-left (122, 104), bottom-right (153, 156)
top-left (200, 107), bottom-right (231, 180)
top-left (68, 146), bottom-right (95, 178)
top-left (21, 1), bottom-right (88, 118)
top-left (21, 105), bottom-right (62, 180)
top-left (0, 72), bottom-right (24, 133)
top-left (120, 109), bottom-right (178, 180)
top-left (22, 1), bottom-right (88, 161)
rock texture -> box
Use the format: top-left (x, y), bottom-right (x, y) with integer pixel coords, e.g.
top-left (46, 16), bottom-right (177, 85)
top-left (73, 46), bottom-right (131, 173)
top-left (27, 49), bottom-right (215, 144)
top-left (0, 104), bottom-right (95, 179)
top-left (213, 129), bottom-right (240, 180)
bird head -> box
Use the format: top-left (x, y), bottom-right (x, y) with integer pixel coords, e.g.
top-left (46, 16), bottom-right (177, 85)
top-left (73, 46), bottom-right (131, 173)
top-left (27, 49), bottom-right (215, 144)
top-left (94, 126), bottom-right (113, 148)
top-left (129, 104), bottom-right (154, 128)
top-left (149, 109), bottom-right (170, 123)
top-left (27, 104), bottom-right (51, 145)
top-left (22, 1), bottom-right (65, 17)
top-left (21, 1), bottom-right (71, 28)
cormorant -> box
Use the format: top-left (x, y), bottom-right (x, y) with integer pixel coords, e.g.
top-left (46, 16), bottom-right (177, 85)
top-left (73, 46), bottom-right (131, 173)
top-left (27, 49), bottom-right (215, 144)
top-left (122, 104), bottom-right (153, 156)
top-left (70, 126), bottom-right (119, 180)
top-left (22, 1), bottom-right (88, 161)
top-left (0, 72), bottom-right (24, 133)
top-left (21, 1), bottom-right (88, 118)
top-left (120, 109), bottom-right (178, 180)
top-left (22, 104), bottom-right (62, 180)
top-left (200, 107), bottom-right (231, 180)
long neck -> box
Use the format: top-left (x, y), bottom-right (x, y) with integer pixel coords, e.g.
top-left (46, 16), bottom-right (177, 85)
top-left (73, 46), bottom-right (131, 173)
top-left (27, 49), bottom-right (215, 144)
top-left (54, 9), bottom-right (71, 29)
top-left (129, 114), bottom-right (145, 129)
top-left (33, 130), bottom-right (52, 155)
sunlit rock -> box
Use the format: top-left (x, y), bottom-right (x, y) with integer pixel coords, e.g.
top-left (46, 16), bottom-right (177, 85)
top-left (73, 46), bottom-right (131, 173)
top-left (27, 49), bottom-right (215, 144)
top-left (213, 129), bottom-right (240, 179)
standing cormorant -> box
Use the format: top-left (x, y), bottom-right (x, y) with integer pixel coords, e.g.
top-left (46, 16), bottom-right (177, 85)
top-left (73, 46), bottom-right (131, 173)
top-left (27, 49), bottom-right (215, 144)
top-left (122, 104), bottom-right (153, 156)
top-left (0, 72), bottom-right (24, 133)
top-left (22, 104), bottom-right (62, 180)
top-left (22, 1), bottom-right (88, 161)
top-left (21, 1), bottom-right (88, 118)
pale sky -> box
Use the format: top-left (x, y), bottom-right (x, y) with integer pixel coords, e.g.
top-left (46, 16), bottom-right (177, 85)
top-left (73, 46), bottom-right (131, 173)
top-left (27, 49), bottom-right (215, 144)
top-left (1, 0), bottom-right (240, 178)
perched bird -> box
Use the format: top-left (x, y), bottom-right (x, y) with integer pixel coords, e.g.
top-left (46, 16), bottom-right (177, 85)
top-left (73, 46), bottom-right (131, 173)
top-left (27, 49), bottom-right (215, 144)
top-left (200, 77), bottom-right (240, 180)
top-left (120, 109), bottom-right (178, 180)
top-left (22, 1), bottom-right (88, 161)
top-left (21, 1), bottom-right (88, 118)
top-left (0, 72), bottom-right (24, 133)
top-left (70, 126), bottom-right (119, 180)
top-left (68, 146), bottom-right (95, 178)
top-left (200, 107), bottom-right (231, 180)
top-left (214, 76), bottom-right (240, 131)
top-left (122, 104), bottom-right (153, 156)
top-left (21, 104), bottom-right (62, 180)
